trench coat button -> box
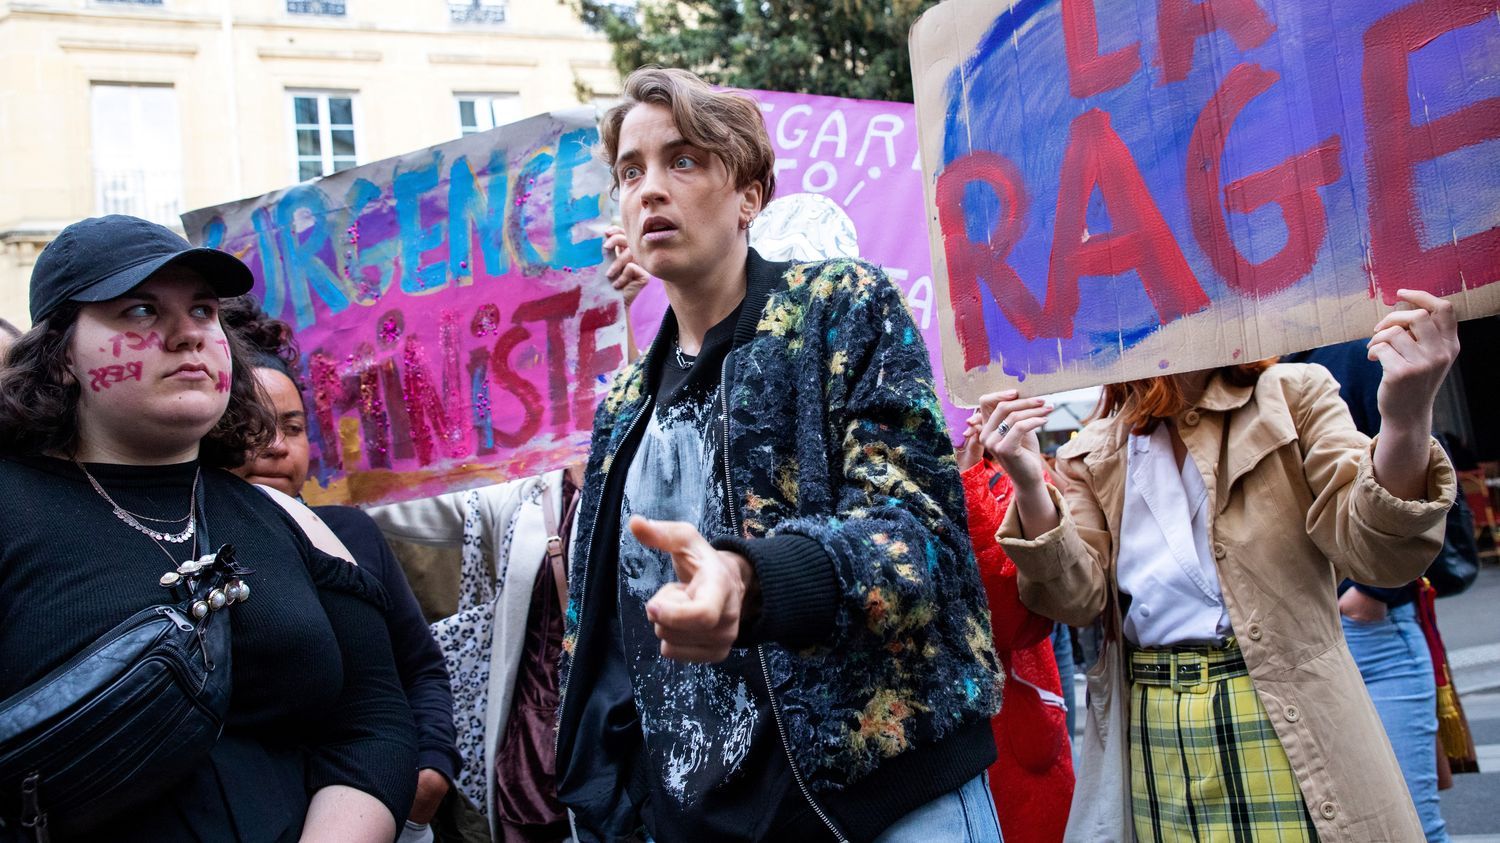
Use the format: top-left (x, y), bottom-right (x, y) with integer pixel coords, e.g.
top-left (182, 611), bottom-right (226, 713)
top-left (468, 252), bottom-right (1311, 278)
top-left (1247, 623), bottom-right (1263, 640)
top-left (1319, 801), bottom-right (1337, 820)
top-left (1212, 542), bottom-right (1227, 560)
top-left (1184, 410), bottom-right (1201, 426)
top-left (1284, 704), bottom-right (1300, 722)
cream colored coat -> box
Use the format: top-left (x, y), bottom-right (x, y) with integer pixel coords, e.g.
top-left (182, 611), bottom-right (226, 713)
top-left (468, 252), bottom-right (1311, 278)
top-left (998, 364), bottom-right (1455, 842)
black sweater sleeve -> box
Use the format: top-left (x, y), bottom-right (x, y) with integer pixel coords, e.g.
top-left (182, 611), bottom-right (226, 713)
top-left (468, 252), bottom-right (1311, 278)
top-left (317, 506), bottom-right (462, 782)
top-left (304, 548), bottom-right (419, 824)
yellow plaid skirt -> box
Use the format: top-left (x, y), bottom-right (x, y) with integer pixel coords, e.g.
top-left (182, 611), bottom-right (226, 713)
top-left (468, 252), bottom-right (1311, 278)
top-left (1129, 641), bottom-right (1319, 842)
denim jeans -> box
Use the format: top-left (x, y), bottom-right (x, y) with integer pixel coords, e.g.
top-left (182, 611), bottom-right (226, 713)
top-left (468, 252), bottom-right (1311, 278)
top-left (872, 772), bottom-right (1003, 843)
top-left (1343, 601), bottom-right (1449, 842)
top-left (1052, 622), bottom-right (1077, 738)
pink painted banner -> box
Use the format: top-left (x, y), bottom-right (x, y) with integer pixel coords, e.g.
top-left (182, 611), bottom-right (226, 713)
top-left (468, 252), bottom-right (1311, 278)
top-left (183, 110), bottom-right (626, 506)
top-left (628, 89), bottom-right (972, 438)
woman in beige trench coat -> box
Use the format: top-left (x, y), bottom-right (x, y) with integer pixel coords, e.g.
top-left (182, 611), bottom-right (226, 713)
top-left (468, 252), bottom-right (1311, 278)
top-left (976, 290), bottom-right (1459, 843)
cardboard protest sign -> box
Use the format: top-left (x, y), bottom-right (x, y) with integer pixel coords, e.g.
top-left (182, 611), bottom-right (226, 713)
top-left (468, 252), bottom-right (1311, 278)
top-left (183, 109), bottom-right (624, 506)
top-left (629, 88), bottom-right (978, 434)
top-left (912, 0), bottom-right (1500, 400)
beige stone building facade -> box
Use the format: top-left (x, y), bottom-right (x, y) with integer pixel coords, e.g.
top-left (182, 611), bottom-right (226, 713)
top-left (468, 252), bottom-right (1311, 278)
top-left (0, 0), bottom-right (621, 328)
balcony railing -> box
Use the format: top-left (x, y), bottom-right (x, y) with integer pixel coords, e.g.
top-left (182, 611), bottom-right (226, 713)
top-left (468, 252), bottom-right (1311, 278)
top-left (94, 168), bottom-right (182, 228)
top-left (287, 1), bottom-right (346, 16)
top-left (450, 1), bottom-right (507, 24)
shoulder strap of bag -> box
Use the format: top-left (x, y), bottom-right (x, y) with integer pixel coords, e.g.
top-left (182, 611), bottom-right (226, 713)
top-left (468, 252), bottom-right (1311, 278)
top-left (540, 478), bottom-right (569, 614)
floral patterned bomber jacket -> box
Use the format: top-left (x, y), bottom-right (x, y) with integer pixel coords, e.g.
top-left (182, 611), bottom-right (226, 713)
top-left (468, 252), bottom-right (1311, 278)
top-left (555, 250), bottom-right (1004, 840)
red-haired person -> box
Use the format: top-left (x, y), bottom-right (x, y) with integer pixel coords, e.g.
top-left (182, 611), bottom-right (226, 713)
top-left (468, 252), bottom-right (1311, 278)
top-left (957, 427), bottom-right (1075, 843)
top-left (979, 291), bottom-right (1459, 842)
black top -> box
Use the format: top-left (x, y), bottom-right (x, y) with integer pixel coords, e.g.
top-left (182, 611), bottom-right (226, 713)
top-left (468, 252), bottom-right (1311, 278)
top-left (570, 305), bottom-right (825, 843)
top-left (315, 505), bottom-right (461, 784)
top-left (0, 455), bottom-right (417, 841)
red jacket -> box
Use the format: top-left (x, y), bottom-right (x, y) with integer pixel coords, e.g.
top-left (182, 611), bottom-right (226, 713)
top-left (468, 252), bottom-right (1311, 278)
top-left (962, 462), bottom-right (1075, 843)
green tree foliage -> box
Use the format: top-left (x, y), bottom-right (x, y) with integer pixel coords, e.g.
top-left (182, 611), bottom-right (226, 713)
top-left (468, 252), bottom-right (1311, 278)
top-left (574, 1), bottom-right (941, 102)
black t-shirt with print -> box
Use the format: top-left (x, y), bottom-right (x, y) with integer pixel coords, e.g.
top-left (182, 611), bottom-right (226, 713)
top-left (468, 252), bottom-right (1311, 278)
top-left (594, 303), bottom-right (829, 842)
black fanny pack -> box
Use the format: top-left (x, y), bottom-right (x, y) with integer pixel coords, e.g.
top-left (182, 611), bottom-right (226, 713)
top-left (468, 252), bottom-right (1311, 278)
top-left (0, 487), bottom-right (250, 841)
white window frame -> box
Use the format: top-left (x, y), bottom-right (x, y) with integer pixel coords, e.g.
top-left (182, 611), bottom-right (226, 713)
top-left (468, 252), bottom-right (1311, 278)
top-left (90, 82), bottom-right (183, 226)
top-left (455, 92), bottom-right (522, 136)
top-left (287, 90), bottom-right (361, 182)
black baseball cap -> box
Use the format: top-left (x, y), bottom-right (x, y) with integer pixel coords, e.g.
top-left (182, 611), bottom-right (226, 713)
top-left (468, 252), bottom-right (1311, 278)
top-left (30, 215), bottom-right (254, 323)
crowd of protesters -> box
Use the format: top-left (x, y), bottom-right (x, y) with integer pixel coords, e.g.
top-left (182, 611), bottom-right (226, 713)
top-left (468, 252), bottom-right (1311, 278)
top-left (0, 66), bottom-right (1476, 843)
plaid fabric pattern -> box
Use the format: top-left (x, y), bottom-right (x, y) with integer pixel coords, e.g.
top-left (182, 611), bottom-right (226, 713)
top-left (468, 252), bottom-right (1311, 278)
top-left (1129, 644), bottom-right (1319, 842)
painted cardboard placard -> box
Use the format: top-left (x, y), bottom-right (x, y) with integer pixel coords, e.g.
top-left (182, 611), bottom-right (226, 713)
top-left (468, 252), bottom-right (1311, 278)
top-left (627, 88), bottom-right (978, 436)
top-left (183, 109), bottom-right (624, 506)
top-left (912, 0), bottom-right (1500, 401)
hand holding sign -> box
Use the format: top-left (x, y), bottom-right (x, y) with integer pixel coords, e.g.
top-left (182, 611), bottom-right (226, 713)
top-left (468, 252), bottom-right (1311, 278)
top-left (1367, 289), bottom-right (1461, 502)
top-left (1369, 289), bottom-right (1460, 436)
top-left (977, 391), bottom-right (1060, 541)
top-left (630, 516), bottom-right (759, 663)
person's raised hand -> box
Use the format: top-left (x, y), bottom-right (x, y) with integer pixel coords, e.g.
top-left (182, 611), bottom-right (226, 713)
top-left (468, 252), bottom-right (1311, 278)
top-left (956, 413), bottom-right (985, 472)
top-left (604, 225), bottom-right (651, 308)
top-left (977, 390), bottom-right (1052, 493)
top-left (631, 516), bottom-right (758, 663)
top-left (1369, 289), bottom-right (1460, 437)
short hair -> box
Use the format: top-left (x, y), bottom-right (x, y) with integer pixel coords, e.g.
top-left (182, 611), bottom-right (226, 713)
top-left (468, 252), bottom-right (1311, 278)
top-left (599, 66), bottom-right (776, 205)
top-left (0, 301), bottom-right (275, 468)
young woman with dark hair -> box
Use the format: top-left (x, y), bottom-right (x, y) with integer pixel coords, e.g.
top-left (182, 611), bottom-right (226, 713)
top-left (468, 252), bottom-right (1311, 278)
top-left (224, 295), bottom-right (462, 843)
top-left (0, 215), bottom-right (416, 842)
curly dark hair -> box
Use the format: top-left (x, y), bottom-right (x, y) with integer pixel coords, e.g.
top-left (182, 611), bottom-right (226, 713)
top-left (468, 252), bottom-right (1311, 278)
top-left (220, 296), bottom-right (302, 389)
top-left (0, 303), bottom-right (276, 468)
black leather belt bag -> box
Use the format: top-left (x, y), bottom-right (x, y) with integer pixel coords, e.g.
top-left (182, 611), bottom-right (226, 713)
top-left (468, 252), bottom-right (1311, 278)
top-left (0, 517), bottom-right (246, 841)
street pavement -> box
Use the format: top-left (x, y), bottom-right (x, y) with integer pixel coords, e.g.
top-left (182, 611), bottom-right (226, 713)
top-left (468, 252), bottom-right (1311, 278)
top-left (1067, 562), bottom-right (1500, 840)
top-left (1436, 561), bottom-right (1500, 841)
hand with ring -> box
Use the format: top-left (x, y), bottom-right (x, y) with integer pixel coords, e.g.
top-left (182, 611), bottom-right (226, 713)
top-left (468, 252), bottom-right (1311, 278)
top-left (975, 389), bottom-right (1060, 538)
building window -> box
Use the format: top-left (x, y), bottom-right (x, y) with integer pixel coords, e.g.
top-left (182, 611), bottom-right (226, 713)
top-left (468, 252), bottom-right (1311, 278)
top-left (91, 83), bottom-right (182, 226)
top-left (287, 0), bottom-right (345, 15)
top-left (291, 93), bottom-right (358, 181)
top-left (450, 0), bottom-right (507, 25)
top-left (456, 93), bottom-right (521, 136)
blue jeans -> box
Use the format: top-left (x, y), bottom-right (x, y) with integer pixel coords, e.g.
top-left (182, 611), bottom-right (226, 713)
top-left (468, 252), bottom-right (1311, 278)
top-left (872, 773), bottom-right (1003, 842)
top-left (1343, 601), bottom-right (1449, 842)
top-left (1052, 623), bottom-right (1077, 738)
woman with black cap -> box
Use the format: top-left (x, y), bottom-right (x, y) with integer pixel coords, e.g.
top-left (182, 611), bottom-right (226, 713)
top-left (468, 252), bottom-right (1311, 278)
top-left (0, 215), bottom-right (417, 841)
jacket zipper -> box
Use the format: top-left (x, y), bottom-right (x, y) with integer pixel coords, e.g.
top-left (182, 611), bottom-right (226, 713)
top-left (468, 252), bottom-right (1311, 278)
top-left (719, 354), bottom-right (848, 843)
top-left (555, 396), bottom-right (653, 758)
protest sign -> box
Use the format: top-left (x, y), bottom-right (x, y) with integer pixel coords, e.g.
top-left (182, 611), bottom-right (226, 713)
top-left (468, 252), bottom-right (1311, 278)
top-left (627, 89), bottom-right (979, 436)
top-left (183, 109), bottom-right (624, 506)
top-left (912, 0), bottom-right (1500, 400)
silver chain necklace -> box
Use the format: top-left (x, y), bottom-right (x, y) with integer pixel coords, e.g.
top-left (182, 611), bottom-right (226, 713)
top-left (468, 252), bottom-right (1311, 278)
top-left (673, 339), bottom-right (696, 370)
top-left (76, 460), bottom-right (199, 544)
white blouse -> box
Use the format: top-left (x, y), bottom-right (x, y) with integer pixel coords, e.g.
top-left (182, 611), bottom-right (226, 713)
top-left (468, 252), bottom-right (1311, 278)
top-left (1116, 423), bottom-right (1232, 647)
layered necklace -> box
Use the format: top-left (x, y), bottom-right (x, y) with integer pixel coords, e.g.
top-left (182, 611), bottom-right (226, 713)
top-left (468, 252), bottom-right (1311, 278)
top-left (76, 460), bottom-right (199, 545)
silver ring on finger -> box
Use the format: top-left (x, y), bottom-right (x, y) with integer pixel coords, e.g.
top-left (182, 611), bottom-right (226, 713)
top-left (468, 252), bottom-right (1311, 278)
top-left (997, 420), bottom-right (1011, 437)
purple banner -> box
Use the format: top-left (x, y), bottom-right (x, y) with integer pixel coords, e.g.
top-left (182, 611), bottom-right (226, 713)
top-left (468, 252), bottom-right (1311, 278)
top-left (628, 89), bottom-right (972, 437)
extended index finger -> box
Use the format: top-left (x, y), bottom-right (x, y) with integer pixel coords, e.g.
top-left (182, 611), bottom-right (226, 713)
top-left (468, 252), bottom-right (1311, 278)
top-left (1395, 288), bottom-right (1456, 330)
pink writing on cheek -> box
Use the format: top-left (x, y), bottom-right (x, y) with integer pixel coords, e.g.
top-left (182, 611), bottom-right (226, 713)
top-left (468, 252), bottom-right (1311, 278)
top-left (214, 339), bottom-right (230, 359)
top-left (129, 332), bottom-right (164, 352)
top-left (87, 361), bottom-right (144, 392)
top-left (101, 332), bottom-right (165, 358)
top-left (216, 371), bottom-right (230, 393)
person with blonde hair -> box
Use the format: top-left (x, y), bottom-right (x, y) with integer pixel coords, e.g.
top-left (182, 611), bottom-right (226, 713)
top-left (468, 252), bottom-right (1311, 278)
top-left (556, 67), bottom-right (1004, 843)
top-left (979, 292), bottom-right (1459, 841)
